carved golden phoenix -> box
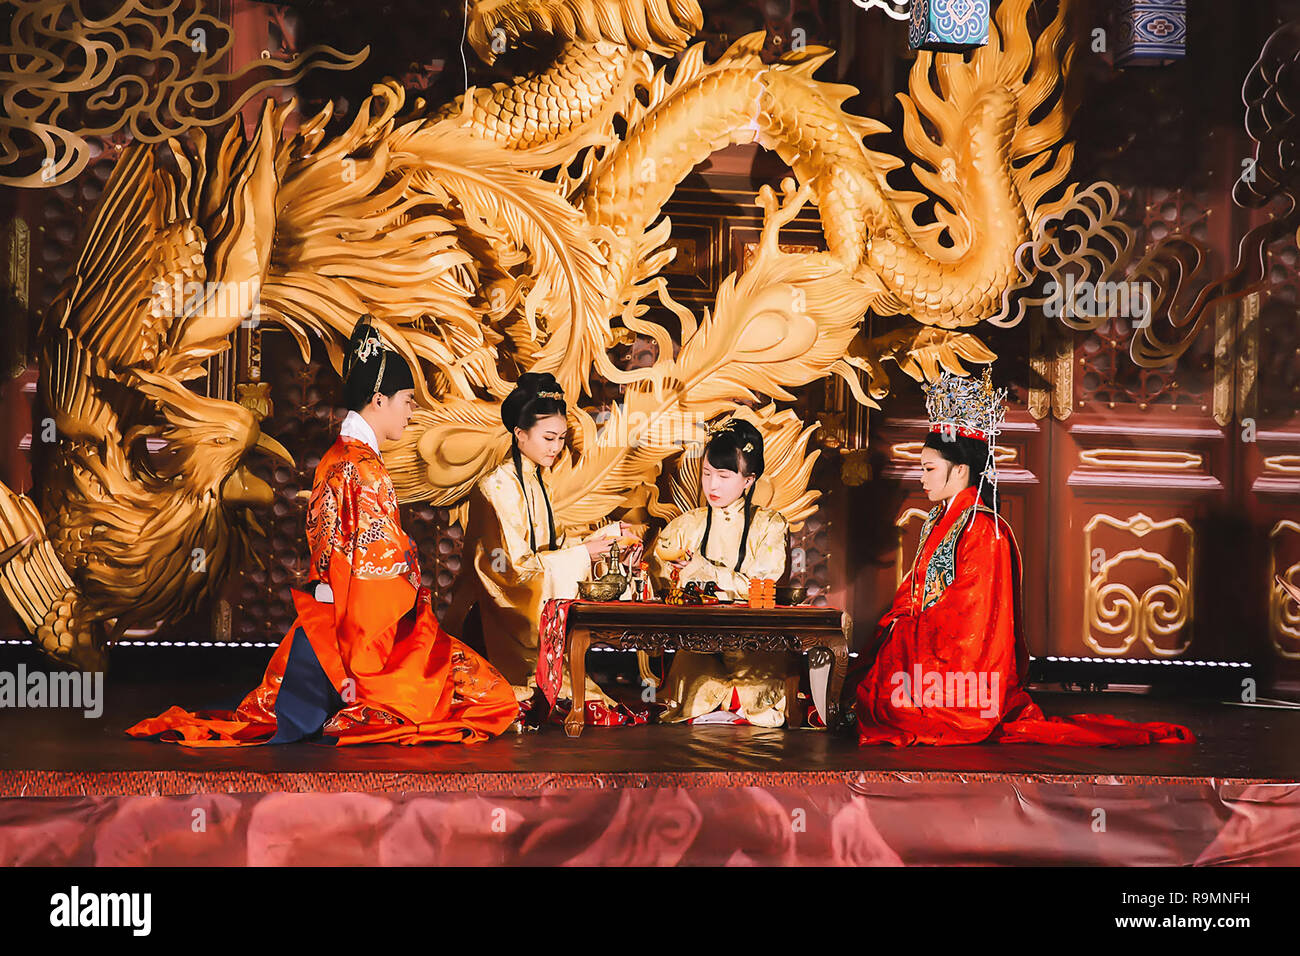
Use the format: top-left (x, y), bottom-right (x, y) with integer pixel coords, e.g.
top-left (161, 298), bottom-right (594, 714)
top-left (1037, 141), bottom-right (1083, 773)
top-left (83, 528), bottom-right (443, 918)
top-left (0, 0), bottom-right (1079, 667)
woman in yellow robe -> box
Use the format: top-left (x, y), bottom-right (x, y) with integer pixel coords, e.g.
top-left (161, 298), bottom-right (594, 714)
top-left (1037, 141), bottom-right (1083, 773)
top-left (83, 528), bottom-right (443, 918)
top-left (445, 372), bottom-right (642, 719)
top-left (650, 419), bottom-right (792, 726)
top-left (127, 316), bottom-right (518, 746)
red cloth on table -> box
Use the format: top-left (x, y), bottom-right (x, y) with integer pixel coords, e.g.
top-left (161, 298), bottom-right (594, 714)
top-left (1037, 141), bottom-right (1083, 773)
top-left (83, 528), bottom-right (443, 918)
top-left (537, 598), bottom-right (574, 708)
top-left (536, 598), bottom-right (647, 727)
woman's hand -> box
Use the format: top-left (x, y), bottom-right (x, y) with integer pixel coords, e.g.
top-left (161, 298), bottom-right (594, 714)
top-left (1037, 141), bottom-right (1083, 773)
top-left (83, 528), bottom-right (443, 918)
top-left (667, 551), bottom-right (696, 580)
top-left (584, 535), bottom-right (617, 560)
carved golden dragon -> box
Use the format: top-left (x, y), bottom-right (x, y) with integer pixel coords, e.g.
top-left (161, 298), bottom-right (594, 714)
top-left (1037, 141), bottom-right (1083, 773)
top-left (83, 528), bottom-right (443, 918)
top-left (0, 0), bottom-right (1079, 667)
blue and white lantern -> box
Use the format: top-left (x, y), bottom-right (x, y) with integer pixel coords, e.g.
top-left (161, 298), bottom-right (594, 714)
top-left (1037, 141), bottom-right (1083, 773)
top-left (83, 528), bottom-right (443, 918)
top-left (908, 0), bottom-right (990, 53)
top-left (1116, 0), bottom-right (1187, 66)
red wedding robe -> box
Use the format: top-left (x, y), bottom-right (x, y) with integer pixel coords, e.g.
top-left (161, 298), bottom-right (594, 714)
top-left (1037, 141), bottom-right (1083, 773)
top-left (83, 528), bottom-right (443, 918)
top-left (127, 436), bottom-right (518, 746)
top-left (850, 485), bottom-right (1194, 747)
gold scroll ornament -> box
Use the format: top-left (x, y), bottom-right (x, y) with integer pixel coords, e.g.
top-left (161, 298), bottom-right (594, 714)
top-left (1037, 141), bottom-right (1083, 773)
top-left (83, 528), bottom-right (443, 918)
top-left (1084, 512), bottom-right (1194, 657)
top-left (1270, 521), bottom-right (1300, 658)
top-left (0, 0), bottom-right (366, 187)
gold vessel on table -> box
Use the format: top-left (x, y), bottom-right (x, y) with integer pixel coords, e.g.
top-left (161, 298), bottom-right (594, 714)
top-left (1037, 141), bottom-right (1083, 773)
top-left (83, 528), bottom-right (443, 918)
top-left (578, 541), bottom-right (630, 602)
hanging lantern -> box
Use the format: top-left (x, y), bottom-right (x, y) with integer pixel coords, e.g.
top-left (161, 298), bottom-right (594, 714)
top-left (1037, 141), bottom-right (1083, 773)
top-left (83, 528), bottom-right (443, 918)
top-left (1116, 0), bottom-right (1187, 66)
top-left (908, 0), bottom-right (991, 53)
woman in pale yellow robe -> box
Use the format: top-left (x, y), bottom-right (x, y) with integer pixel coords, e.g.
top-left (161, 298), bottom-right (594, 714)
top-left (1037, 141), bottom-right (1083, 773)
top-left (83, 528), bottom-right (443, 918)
top-left (650, 419), bottom-right (792, 726)
top-left (445, 372), bottom-right (639, 710)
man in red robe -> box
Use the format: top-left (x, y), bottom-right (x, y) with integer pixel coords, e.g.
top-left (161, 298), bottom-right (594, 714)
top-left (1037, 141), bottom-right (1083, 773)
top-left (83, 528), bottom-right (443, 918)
top-left (127, 316), bottom-right (518, 746)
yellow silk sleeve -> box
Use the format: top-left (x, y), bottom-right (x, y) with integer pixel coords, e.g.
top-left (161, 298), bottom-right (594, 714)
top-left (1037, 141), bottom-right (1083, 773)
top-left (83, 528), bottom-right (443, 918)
top-left (479, 468), bottom-right (591, 599)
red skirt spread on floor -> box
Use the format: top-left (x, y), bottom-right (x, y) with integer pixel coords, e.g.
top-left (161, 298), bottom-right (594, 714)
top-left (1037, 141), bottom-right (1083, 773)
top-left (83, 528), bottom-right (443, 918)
top-left (848, 486), bottom-right (1195, 747)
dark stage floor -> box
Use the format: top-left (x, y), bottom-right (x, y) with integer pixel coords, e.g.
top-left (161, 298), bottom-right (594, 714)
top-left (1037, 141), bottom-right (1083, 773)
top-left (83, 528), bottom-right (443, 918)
top-left (1, 674), bottom-right (1295, 794)
top-left (6, 667), bottom-right (1300, 866)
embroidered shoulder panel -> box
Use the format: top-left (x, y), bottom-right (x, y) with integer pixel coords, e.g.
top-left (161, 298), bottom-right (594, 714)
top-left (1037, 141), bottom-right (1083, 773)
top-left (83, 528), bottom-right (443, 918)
top-left (306, 445), bottom-right (420, 587)
top-left (920, 511), bottom-right (964, 610)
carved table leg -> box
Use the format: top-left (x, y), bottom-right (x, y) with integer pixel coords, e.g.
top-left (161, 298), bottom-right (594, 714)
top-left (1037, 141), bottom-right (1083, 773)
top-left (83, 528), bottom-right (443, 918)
top-left (565, 626), bottom-right (591, 738)
top-left (784, 651), bottom-right (804, 729)
top-left (826, 611), bottom-right (853, 729)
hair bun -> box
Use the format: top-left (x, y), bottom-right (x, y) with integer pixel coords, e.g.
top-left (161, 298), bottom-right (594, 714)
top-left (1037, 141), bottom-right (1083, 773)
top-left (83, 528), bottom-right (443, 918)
top-left (502, 372), bottom-right (567, 431)
top-left (515, 372), bottom-right (562, 394)
top-left (713, 417), bottom-right (762, 445)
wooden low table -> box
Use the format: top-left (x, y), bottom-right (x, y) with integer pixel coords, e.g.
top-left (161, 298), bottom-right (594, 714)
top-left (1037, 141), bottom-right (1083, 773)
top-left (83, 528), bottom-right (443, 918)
top-left (560, 601), bottom-right (853, 737)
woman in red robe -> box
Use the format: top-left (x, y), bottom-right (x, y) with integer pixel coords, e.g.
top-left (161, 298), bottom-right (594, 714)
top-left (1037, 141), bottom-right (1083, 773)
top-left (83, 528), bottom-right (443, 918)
top-left (849, 370), bottom-right (1194, 747)
top-left (127, 316), bottom-right (519, 746)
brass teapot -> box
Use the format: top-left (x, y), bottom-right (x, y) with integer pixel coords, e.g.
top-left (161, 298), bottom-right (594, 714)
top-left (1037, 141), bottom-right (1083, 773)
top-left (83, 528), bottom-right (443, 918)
top-left (577, 540), bottom-right (630, 602)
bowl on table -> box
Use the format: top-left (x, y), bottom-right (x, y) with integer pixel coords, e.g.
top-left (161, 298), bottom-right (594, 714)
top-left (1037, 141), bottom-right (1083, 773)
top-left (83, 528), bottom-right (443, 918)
top-left (578, 579), bottom-right (625, 602)
top-left (774, 585), bottom-right (808, 606)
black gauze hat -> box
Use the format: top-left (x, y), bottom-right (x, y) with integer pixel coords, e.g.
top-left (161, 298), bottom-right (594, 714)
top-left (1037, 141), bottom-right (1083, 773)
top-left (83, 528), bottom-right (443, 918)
top-left (343, 314), bottom-right (414, 410)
